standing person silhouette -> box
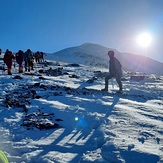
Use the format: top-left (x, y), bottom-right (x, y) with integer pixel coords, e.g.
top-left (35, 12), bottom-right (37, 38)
top-left (15, 50), bottom-right (24, 73)
top-left (24, 49), bottom-right (34, 72)
top-left (3, 49), bottom-right (15, 75)
top-left (102, 51), bottom-right (123, 93)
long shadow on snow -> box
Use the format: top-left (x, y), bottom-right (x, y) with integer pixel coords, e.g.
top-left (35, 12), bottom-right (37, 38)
top-left (27, 96), bottom-right (119, 162)
top-left (7, 85), bottom-right (120, 162)
top-left (120, 150), bottom-right (160, 163)
top-left (1, 81), bottom-right (155, 162)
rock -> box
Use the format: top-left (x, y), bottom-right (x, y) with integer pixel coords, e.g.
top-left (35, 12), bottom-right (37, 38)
top-left (130, 75), bottom-right (145, 81)
top-left (13, 75), bottom-right (23, 80)
top-left (34, 83), bottom-right (40, 87)
top-left (39, 76), bottom-right (46, 80)
top-left (67, 63), bottom-right (80, 67)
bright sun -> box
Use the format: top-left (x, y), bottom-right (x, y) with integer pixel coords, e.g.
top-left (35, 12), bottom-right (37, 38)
top-left (136, 32), bottom-right (152, 47)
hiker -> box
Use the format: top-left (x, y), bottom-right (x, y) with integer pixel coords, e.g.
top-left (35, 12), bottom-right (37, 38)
top-left (40, 52), bottom-right (46, 62)
top-left (15, 50), bottom-right (24, 73)
top-left (24, 49), bottom-right (34, 72)
top-left (34, 51), bottom-right (41, 63)
top-left (0, 48), bottom-right (2, 55)
top-left (3, 49), bottom-right (15, 75)
top-left (102, 50), bottom-right (123, 92)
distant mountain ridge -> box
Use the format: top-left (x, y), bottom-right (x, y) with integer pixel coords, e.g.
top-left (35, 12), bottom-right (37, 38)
top-left (50, 43), bottom-right (163, 75)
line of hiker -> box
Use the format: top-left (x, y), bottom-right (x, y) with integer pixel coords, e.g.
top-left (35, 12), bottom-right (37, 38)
top-left (1, 48), bottom-right (46, 75)
top-left (1, 48), bottom-right (123, 93)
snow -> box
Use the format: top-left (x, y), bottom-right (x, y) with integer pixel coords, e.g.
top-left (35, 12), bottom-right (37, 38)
top-left (0, 52), bottom-right (163, 163)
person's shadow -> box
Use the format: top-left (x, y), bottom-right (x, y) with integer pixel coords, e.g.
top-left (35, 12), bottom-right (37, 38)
top-left (105, 96), bottom-right (120, 118)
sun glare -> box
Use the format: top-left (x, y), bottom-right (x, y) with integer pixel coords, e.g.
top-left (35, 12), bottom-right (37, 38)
top-left (136, 32), bottom-right (152, 47)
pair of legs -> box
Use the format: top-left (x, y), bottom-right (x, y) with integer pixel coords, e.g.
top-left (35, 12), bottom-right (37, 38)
top-left (17, 61), bottom-right (23, 73)
top-left (25, 60), bottom-right (33, 72)
top-left (5, 62), bottom-right (12, 75)
top-left (18, 64), bottom-right (23, 73)
top-left (104, 73), bottom-right (122, 91)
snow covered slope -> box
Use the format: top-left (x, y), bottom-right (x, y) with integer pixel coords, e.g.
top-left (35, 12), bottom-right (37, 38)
top-left (50, 43), bottom-right (163, 75)
top-left (0, 54), bottom-right (163, 163)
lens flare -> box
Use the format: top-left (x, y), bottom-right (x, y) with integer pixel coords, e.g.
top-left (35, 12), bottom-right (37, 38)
top-left (74, 116), bottom-right (88, 127)
top-left (75, 117), bottom-right (79, 121)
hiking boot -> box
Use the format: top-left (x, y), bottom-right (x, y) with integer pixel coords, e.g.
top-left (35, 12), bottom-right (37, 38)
top-left (19, 70), bottom-right (23, 73)
top-left (116, 89), bottom-right (123, 94)
top-left (101, 88), bottom-right (108, 92)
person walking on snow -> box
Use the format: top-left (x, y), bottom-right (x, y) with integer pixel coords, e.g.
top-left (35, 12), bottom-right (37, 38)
top-left (24, 49), bottom-right (34, 72)
top-left (3, 49), bottom-right (15, 75)
top-left (102, 50), bottom-right (123, 92)
top-left (15, 50), bottom-right (24, 73)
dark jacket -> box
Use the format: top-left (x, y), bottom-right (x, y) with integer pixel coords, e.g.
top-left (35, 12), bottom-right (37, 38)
top-left (109, 57), bottom-right (122, 78)
top-left (4, 50), bottom-right (15, 68)
top-left (16, 50), bottom-right (24, 65)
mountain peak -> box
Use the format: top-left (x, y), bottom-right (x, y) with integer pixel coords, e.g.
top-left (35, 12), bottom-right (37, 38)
top-left (51, 43), bottom-right (163, 75)
top-left (81, 42), bottom-right (100, 46)
top-left (80, 42), bottom-right (108, 49)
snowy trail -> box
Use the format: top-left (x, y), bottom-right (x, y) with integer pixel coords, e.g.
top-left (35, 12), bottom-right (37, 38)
top-left (102, 98), bottom-right (163, 162)
top-left (0, 59), bottom-right (163, 162)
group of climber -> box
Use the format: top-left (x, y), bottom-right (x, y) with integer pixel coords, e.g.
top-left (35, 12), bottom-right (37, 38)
top-left (1, 48), bottom-right (45, 75)
top-left (1, 48), bottom-right (123, 92)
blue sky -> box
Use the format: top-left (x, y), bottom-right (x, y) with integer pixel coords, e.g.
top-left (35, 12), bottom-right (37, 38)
top-left (0, 0), bottom-right (163, 62)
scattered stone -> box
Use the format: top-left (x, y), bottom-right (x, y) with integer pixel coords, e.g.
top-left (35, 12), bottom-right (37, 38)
top-left (39, 76), bottom-right (46, 80)
top-left (55, 118), bottom-right (63, 122)
top-left (86, 77), bottom-right (97, 84)
top-left (38, 69), bottom-right (44, 73)
top-left (35, 95), bottom-right (42, 99)
top-left (69, 74), bottom-right (79, 78)
top-left (94, 71), bottom-right (108, 78)
top-left (63, 72), bottom-right (69, 75)
top-left (53, 92), bottom-right (62, 96)
top-left (13, 75), bottom-right (23, 80)
top-left (67, 63), bottom-right (80, 67)
top-left (121, 77), bottom-right (128, 81)
top-left (31, 90), bottom-right (37, 95)
top-left (130, 75), bottom-right (145, 82)
top-left (34, 83), bottom-right (40, 87)
top-left (21, 112), bottom-right (62, 130)
top-left (45, 67), bottom-right (63, 76)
